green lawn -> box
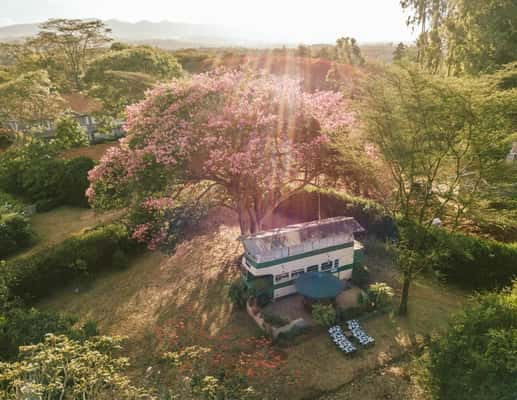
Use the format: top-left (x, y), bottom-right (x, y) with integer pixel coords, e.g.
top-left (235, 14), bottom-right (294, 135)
top-left (39, 213), bottom-right (466, 399)
top-left (61, 142), bottom-right (119, 161)
top-left (7, 206), bottom-right (122, 260)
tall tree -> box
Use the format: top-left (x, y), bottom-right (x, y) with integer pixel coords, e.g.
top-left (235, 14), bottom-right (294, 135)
top-left (29, 19), bottom-right (112, 90)
top-left (84, 46), bottom-right (183, 118)
top-left (361, 65), bottom-right (506, 314)
top-left (335, 37), bottom-right (365, 66)
top-left (401, 0), bottom-right (517, 75)
top-left (425, 281), bottom-right (517, 400)
top-left (0, 70), bottom-right (65, 144)
top-left (393, 42), bottom-right (408, 62)
top-left (86, 70), bottom-right (353, 244)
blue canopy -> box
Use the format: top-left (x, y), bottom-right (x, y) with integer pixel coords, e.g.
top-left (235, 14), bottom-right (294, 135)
top-left (295, 271), bottom-right (344, 299)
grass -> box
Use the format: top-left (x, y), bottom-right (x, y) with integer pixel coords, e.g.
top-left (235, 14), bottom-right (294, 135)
top-left (39, 214), bottom-right (466, 399)
top-left (7, 206), bottom-right (122, 260)
top-left (316, 355), bottom-right (431, 400)
top-left (61, 142), bottom-right (119, 161)
top-left (282, 248), bottom-right (465, 399)
top-left (39, 215), bottom-right (261, 379)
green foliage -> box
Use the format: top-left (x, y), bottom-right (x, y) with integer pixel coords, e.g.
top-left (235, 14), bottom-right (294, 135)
top-left (351, 264), bottom-right (370, 287)
top-left (85, 46), bottom-right (183, 118)
top-left (227, 281), bottom-right (249, 310)
top-left (0, 334), bottom-right (151, 399)
top-left (335, 37), bottom-right (365, 65)
top-left (425, 282), bottom-right (517, 400)
top-left (402, 0), bottom-right (517, 75)
top-left (392, 42), bottom-right (407, 62)
top-left (0, 192), bottom-right (25, 214)
top-left (0, 70), bottom-right (65, 143)
top-left (0, 307), bottom-right (96, 360)
top-left (425, 226), bottom-right (517, 290)
top-left (0, 223), bottom-right (138, 303)
top-left (0, 127), bottom-right (15, 150)
top-left (311, 303), bottom-right (336, 327)
top-left (52, 115), bottom-right (88, 149)
top-left (60, 156), bottom-right (95, 207)
top-left (0, 142), bottom-right (94, 210)
top-left (0, 214), bottom-right (32, 259)
top-left (362, 65), bottom-right (506, 226)
top-left (164, 345), bottom-right (258, 400)
top-left (30, 19), bottom-right (113, 90)
top-left (172, 49), bottom-right (217, 74)
top-left (362, 282), bottom-right (394, 310)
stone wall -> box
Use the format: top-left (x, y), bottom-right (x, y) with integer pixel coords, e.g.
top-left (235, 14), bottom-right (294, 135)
top-left (246, 299), bottom-right (309, 339)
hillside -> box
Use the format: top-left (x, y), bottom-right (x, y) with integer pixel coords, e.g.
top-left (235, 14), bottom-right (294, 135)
top-left (0, 19), bottom-right (290, 47)
top-left (38, 209), bottom-right (466, 399)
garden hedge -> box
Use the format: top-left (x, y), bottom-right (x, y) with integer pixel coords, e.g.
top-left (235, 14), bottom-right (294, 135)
top-left (0, 223), bottom-right (141, 303)
top-left (275, 187), bottom-right (397, 239)
top-left (0, 143), bottom-right (94, 211)
top-left (427, 227), bottom-right (517, 290)
top-left (278, 188), bottom-right (517, 291)
top-left (0, 214), bottom-right (32, 259)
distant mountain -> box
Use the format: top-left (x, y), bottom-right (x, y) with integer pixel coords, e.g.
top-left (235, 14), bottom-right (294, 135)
top-left (0, 22), bottom-right (40, 39)
top-left (0, 19), bottom-right (287, 48)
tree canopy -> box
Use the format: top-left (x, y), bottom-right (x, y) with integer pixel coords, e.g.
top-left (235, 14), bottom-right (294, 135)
top-left (85, 46), bottom-right (183, 118)
top-left (401, 0), bottom-right (517, 75)
top-left (361, 65), bottom-right (509, 314)
top-left (0, 70), bottom-right (65, 144)
top-left (29, 19), bottom-right (112, 90)
top-left (425, 281), bottom-right (517, 399)
top-left (87, 69), bottom-right (353, 243)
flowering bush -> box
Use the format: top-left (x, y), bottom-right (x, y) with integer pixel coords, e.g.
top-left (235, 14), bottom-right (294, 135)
top-left (311, 303), bottom-right (336, 327)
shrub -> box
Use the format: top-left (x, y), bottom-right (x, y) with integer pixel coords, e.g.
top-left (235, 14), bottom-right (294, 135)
top-left (0, 307), bottom-right (97, 360)
top-left (425, 282), bottom-right (517, 400)
top-left (0, 142), bottom-right (94, 211)
top-left (0, 223), bottom-right (140, 303)
top-left (0, 334), bottom-right (151, 398)
top-left (399, 221), bottom-right (517, 290)
top-left (52, 115), bottom-right (89, 149)
top-left (363, 282), bottom-right (394, 310)
top-left (77, 319), bottom-right (99, 338)
top-left (311, 303), bottom-right (336, 327)
top-left (431, 228), bottom-right (517, 290)
top-left (228, 281), bottom-right (249, 310)
top-left (0, 214), bottom-right (32, 258)
top-left (352, 263), bottom-right (370, 287)
top-left (61, 156), bottom-right (95, 207)
top-left (0, 192), bottom-right (25, 214)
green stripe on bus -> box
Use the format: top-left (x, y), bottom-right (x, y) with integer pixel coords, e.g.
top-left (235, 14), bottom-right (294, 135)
top-left (246, 242), bottom-right (354, 269)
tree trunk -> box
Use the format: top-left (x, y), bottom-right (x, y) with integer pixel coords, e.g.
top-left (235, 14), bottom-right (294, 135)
top-left (399, 270), bottom-right (411, 315)
top-left (237, 207), bottom-right (246, 235)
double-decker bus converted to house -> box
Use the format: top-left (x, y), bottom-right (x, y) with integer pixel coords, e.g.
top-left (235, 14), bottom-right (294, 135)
top-left (239, 216), bottom-right (365, 300)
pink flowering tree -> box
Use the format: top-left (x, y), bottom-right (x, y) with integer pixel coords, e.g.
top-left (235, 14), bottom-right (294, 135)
top-left (87, 69), bottom-right (353, 246)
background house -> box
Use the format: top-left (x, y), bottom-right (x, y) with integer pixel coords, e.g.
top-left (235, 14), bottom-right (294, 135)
top-left (4, 92), bottom-right (125, 144)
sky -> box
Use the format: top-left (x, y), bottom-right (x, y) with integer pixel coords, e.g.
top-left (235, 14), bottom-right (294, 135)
top-left (1, 0), bottom-right (416, 43)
